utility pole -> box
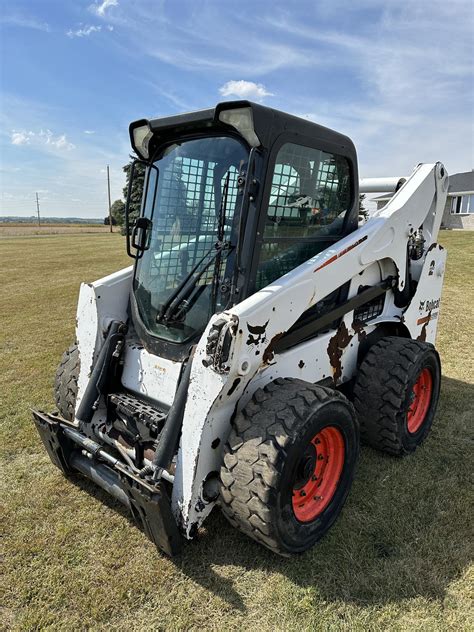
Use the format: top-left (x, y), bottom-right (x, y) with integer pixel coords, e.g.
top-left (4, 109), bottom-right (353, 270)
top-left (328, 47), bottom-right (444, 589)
top-left (107, 165), bottom-right (113, 233)
top-left (35, 192), bottom-right (41, 227)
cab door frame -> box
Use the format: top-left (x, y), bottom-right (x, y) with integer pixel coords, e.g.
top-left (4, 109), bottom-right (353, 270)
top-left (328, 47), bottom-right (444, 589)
top-left (246, 131), bottom-right (359, 300)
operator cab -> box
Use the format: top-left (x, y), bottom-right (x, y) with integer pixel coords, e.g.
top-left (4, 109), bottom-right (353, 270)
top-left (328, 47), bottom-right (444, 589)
top-left (126, 101), bottom-right (359, 359)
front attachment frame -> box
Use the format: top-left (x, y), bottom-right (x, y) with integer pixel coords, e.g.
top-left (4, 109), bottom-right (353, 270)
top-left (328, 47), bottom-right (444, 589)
top-left (32, 409), bottom-right (182, 556)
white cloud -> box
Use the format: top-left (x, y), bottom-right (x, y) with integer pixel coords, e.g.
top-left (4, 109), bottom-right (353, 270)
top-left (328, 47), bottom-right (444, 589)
top-left (149, 42), bottom-right (312, 76)
top-left (113, 5), bottom-right (314, 76)
top-left (83, 130), bottom-right (96, 135)
top-left (49, 134), bottom-right (75, 150)
top-left (67, 25), bottom-right (102, 38)
top-left (89, 0), bottom-right (118, 17)
top-left (264, 3), bottom-right (473, 177)
top-left (11, 131), bottom-right (34, 145)
top-left (11, 129), bottom-right (75, 151)
top-left (39, 129), bottom-right (76, 150)
top-left (0, 14), bottom-right (50, 32)
top-left (219, 80), bottom-right (274, 101)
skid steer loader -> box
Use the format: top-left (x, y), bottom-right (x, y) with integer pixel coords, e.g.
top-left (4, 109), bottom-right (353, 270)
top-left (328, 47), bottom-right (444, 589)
top-left (33, 101), bottom-right (448, 556)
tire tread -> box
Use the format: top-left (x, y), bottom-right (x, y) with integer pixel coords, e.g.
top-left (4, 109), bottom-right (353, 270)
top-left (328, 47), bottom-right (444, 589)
top-left (353, 336), bottom-right (438, 456)
top-left (54, 343), bottom-right (80, 421)
top-left (219, 378), bottom-right (353, 555)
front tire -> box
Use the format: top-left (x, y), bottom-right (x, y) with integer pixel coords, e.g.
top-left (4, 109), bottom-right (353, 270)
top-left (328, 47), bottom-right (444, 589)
top-left (219, 378), bottom-right (359, 556)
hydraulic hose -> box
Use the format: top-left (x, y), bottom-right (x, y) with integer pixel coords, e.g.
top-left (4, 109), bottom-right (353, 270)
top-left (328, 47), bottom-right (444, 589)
top-left (152, 348), bottom-right (195, 472)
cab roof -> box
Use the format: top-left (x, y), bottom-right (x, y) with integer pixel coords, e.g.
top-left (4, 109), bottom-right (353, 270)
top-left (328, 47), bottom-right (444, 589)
top-left (129, 100), bottom-right (356, 162)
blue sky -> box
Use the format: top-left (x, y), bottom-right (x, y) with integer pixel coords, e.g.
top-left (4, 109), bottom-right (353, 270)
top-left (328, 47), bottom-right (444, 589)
top-left (1, 0), bottom-right (473, 218)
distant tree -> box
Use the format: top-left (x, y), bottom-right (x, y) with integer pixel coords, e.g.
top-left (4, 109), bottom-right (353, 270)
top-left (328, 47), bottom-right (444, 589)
top-left (110, 199), bottom-right (125, 226)
top-left (122, 157), bottom-right (145, 229)
top-left (359, 194), bottom-right (369, 223)
top-left (104, 215), bottom-right (117, 226)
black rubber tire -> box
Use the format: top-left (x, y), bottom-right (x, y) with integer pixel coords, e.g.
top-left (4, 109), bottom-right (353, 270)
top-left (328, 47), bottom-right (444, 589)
top-left (219, 378), bottom-right (359, 556)
top-left (54, 343), bottom-right (80, 421)
top-left (353, 336), bottom-right (441, 456)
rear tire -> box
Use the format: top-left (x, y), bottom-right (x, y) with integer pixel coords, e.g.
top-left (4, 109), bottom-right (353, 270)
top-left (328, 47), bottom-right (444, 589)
top-left (219, 378), bottom-right (359, 556)
top-left (353, 336), bottom-right (441, 456)
top-left (54, 343), bottom-right (80, 421)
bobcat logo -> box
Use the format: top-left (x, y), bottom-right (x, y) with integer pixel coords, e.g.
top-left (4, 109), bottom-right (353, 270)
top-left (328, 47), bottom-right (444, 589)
top-left (429, 260), bottom-right (435, 276)
top-left (419, 300), bottom-right (425, 312)
top-left (246, 321), bottom-right (269, 346)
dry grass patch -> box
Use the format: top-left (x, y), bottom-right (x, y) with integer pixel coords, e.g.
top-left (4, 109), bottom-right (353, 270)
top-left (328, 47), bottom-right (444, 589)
top-left (1, 231), bottom-right (473, 630)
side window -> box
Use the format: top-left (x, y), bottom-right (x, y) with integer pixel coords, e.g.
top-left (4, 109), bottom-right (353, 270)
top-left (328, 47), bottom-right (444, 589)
top-left (256, 143), bottom-right (352, 290)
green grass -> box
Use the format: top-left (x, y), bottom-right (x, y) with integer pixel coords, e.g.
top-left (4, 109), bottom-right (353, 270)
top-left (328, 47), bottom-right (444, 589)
top-left (1, 232), bottom-right (473, 631)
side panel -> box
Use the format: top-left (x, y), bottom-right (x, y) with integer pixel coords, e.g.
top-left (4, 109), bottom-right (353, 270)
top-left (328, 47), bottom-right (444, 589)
top-left (75, 266), bottom-right (133, 414)
top-left (402, 244), bottom-right (447, 343)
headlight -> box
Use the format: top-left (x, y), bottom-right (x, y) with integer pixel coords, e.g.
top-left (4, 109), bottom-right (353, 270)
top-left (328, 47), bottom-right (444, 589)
top-left (218, 107), bottom-right (260, 147)
top-left (132, 123), bottom-right (153, 159)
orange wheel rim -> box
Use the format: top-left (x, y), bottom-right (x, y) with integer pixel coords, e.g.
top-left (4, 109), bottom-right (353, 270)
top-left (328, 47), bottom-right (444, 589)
top-left (407, 368), bottom-right (433, 434)
top-left (292, 426), bottom-right (345, 523)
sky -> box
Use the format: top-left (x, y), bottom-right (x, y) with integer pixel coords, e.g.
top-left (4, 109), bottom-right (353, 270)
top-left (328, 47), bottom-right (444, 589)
top-left (1, 0), bottom-right (473, 218)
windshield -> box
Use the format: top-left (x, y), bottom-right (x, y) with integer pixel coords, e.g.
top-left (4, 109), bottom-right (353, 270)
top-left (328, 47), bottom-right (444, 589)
top-left (133, 136), bottom-right (248, 343)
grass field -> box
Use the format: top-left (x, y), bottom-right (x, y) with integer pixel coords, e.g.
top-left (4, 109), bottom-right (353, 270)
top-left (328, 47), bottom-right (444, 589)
top-left (0, 224), bottom-right (113, 237)
top-left (1, 231), bottom-right (473, 631)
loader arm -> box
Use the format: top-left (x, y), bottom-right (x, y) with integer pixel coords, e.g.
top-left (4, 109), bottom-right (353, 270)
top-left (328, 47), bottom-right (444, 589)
top-left (175, 161), bottom-right (448, 535)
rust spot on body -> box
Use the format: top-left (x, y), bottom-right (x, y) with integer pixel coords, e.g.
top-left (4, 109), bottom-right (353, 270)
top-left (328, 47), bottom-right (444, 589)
top-left (327, 322), bottom-right (353, 383)
top-left (351, 319), bottom-right (367, 342)
top-left (262, 332), bottom-right (285, 364)
top-left (417, 311), bottom-right (431, 341)
top-left (417, 314), bottom-right (431, 326)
